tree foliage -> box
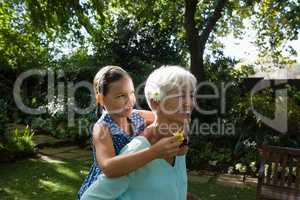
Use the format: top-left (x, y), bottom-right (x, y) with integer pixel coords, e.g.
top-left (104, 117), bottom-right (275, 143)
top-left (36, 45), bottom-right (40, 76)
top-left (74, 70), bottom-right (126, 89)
top-left (0, 0), bottom-right (51, 70)
top-left (1, 0), bottom-right (299, 79)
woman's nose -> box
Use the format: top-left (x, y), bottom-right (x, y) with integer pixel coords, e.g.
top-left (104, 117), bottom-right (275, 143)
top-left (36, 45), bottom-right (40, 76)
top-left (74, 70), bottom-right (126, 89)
top-left (185, 95), bottom-right (193, 106)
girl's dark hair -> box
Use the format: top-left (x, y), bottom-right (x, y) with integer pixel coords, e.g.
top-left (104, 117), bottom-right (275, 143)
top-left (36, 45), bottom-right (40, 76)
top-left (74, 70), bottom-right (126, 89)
top-left (94, 66), bottom-right (129, 117)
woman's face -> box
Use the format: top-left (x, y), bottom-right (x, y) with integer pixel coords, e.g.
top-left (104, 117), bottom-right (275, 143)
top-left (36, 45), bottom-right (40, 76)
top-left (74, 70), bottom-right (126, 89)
top-left (102, 77), bottom-right (136, 118)
top-left (158, 85), bottom-right (194, 124)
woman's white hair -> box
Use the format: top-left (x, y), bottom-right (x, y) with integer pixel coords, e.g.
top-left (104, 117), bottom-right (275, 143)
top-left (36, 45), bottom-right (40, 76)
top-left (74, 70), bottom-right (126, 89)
top-left (144, 65), bottom-right (197, 110)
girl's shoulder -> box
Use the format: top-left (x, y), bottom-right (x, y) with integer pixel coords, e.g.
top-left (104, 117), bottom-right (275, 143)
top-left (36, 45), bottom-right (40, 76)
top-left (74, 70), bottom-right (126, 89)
top-left (130, 109), bottom-right (146, 123)
top-left (92, 121), bottom-right (111, 140)
top-left (95, 110), bottom-right (142, 124)
top-left (94, 110), bottom-right (146, 137)
top-left (92, 112), bottom-right (114, 138)
top-left (130, 109), bottom-right (149, 136)
top-left (95, 111), bottom-right (113, 126)
top-left (132, 109), bottom-right (153, 124)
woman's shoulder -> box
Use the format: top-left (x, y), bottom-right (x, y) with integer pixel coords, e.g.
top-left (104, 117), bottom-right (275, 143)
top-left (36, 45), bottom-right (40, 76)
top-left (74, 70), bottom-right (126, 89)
top-left (140, 126), bottom-right (160, 145)
top-left (119, 136), bottom-right (151, 154)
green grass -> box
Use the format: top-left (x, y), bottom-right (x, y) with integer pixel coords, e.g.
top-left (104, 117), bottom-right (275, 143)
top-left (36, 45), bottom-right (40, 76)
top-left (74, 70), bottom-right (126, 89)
top-left (0, 159), bottom-right (256, 200)
top-left (189, 178), bottom-right (256, 200)
top-left (0, 159), bottom-right (91, 200)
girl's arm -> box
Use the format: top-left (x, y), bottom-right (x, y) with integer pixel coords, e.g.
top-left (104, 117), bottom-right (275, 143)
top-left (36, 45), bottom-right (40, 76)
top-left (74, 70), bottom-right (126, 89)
top-left (93, 123), bottom-right (181, 178)
top-left (137, 110), bottom-right (155, 125)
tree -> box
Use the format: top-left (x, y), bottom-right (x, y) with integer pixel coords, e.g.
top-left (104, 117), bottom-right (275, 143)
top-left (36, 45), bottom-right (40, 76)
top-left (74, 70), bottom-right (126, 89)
top-left (4, 0), bottom-right (300, 81)
top-left (0, 0), bottom-right (52, 71)
top-left (184, 0), bottom-right (227, 82)
top-left (254, 0), bottom-right (300, 67)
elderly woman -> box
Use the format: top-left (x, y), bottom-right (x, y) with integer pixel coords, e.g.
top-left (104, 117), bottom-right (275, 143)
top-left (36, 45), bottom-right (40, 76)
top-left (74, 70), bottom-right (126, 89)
top-left (81, 65), bottom-right (197, 200)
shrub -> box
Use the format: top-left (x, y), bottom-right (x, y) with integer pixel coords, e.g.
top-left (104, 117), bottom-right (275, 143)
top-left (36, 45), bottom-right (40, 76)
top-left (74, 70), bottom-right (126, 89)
top-left (187, 135), bottom-right (235, 171)
top-left (4, 126), bottom-right (36, 158)
top-left (0, 99), bottom-right (8, 134)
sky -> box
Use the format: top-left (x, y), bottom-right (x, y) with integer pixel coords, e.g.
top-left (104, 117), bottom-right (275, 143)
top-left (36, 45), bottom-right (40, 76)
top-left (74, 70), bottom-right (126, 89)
top-left (222, 37), bottom-right (300, 63)
top-left (221, 32), bottom-right (300, 63)
top-left (219, 25), bottom-right (300, 79)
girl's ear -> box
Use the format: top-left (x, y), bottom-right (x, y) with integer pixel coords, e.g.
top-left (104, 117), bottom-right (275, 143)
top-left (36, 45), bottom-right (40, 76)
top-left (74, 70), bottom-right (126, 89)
top-left (96, 94), bottom-right (104, 105)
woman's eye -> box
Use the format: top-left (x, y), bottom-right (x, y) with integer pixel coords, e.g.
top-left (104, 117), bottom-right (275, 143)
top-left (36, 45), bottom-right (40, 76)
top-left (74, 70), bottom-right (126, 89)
top-left (175, 94), bottom-right (185, 99)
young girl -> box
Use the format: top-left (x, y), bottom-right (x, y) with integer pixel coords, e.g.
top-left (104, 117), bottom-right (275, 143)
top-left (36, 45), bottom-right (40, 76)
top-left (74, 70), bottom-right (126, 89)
top-left (77, 66), bottom-right (182, 199)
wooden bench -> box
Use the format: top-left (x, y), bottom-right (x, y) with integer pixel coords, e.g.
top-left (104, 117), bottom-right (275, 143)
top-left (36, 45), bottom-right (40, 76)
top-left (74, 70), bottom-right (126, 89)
top-left (257, 145), bottom-right (300, 200)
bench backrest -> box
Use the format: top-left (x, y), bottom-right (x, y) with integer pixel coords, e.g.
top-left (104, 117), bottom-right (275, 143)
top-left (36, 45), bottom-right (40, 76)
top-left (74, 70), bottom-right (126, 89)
top-left (257, 145), bottom-right (300, 200)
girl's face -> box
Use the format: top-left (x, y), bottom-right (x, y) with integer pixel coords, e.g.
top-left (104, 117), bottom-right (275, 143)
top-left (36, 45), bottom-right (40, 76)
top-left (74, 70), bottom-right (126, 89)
top-left (158, 86), bottom-right (194, 124)
top-left (102, 77), bottom-right (136, 118)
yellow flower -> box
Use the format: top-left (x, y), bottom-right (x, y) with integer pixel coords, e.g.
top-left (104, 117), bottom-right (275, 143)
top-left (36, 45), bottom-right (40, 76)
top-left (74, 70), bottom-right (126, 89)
top-left (173, 130), bottom-right (185, 143)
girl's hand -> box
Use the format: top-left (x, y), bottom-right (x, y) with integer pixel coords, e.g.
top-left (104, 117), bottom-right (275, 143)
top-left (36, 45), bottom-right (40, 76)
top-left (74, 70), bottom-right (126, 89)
top-left (150, 136), bottom-right (181, 159)
top-left (177, 145), bottom-right (188, 156)
top-left (187, 192), bottom-right (201, 200)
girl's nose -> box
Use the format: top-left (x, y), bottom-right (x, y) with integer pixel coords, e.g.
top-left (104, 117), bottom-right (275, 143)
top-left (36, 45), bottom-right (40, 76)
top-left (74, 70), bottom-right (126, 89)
top-left (127, 93), bottom-right (136, 106)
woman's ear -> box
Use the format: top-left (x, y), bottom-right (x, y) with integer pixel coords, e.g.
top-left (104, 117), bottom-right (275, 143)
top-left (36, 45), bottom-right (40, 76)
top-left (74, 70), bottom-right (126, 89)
top-left (149, 99), bottom-right (160, 111)
top-left (96, 94), bottom-right (104, 105)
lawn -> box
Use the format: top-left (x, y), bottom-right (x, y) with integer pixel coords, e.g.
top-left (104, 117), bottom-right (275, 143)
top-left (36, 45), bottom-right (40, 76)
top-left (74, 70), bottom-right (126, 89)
top-left (189, 178), bottom-right (256, 200)
top-left (0, 159), bottom-right (90, 200)
top-left (0, 159), bottom-right (256, 200)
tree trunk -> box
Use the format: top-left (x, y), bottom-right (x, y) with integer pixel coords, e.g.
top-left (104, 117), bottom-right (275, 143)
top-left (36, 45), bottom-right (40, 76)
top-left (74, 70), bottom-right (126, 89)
top-left (184, 0), bottom-right (228, 82)
top-left (184, 0), bottom-right (204, 82)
